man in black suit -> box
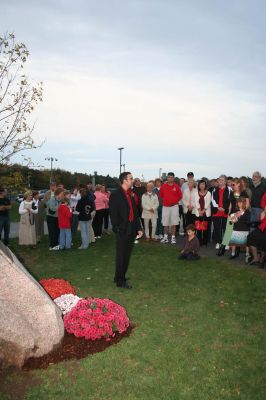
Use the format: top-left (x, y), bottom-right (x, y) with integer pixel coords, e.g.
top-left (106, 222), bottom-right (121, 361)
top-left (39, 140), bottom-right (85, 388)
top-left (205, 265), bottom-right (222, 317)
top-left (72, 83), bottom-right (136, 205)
top-left (109, 172), bottom-right (143, 289)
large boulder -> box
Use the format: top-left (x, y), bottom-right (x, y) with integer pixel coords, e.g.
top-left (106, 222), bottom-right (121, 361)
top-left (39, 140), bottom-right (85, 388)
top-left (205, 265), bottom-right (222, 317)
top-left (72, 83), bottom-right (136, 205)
top-left (0, 242), bottom-right (64, 369)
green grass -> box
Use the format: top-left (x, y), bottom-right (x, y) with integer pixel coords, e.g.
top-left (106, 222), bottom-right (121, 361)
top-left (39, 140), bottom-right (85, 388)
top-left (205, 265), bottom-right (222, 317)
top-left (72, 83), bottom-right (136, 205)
top-left (1, 236), bottom-right (266, 400)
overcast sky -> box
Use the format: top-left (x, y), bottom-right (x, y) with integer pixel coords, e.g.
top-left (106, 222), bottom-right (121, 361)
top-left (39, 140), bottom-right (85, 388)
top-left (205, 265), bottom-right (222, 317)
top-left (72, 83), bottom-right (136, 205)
top-left (1, 0), bottom-right (265, 180)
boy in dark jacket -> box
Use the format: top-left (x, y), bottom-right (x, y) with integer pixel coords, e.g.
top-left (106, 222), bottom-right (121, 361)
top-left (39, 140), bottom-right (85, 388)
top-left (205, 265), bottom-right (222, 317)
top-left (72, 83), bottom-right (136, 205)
top-left (76, 189), bottom-right (95, 249)
top-left (179, 224), bottom-right (200, 260)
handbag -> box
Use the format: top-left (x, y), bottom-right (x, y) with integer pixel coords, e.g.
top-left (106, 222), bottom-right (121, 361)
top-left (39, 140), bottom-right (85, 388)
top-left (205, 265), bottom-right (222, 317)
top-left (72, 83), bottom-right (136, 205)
top-left (195, 220), bottom-right (208, 231)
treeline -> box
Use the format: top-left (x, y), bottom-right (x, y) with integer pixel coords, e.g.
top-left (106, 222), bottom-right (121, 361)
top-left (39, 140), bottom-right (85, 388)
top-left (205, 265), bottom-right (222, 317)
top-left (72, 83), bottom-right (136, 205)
top-left (0, 164), bottom-right (120, 193)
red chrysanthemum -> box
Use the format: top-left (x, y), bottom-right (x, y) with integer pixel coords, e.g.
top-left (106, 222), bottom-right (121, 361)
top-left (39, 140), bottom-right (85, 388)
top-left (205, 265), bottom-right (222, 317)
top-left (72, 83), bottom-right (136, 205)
top-left (64, 298), bottom-right (130, 341)
top-left (40, 278), bottom-right (75, 299)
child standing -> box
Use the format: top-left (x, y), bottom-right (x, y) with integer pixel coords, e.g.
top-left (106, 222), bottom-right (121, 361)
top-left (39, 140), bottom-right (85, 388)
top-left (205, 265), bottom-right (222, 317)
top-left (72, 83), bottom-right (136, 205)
top-left (76, 188), bottom-right (95, 249)
top-left (179, 224), bottom-right (200, 260)
top-left (58, 194), bottom-right (72, 250)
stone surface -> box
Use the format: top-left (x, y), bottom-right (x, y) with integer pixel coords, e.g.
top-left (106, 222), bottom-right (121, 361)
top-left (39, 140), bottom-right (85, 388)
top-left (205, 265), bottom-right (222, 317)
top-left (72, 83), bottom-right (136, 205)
top-left (0, 242), bottom-right (64, 369)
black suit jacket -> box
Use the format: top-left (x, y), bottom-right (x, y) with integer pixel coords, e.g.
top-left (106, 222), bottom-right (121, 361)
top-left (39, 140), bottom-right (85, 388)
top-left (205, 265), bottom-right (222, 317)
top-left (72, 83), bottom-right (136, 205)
top-left (211, 186), bottom-right (233, 215)
top-left (109, 187), bottom-right (142, 235)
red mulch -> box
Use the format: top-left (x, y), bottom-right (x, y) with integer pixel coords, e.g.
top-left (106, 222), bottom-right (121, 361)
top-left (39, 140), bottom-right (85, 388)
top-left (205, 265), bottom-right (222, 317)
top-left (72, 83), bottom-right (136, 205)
top-left (22, 324), bottom-right (134, 371)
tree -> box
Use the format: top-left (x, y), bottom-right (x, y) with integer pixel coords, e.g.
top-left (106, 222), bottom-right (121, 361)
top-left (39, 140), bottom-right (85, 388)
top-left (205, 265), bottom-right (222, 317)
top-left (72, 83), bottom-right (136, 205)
top-left (0, 32), bottom-right (43, 163)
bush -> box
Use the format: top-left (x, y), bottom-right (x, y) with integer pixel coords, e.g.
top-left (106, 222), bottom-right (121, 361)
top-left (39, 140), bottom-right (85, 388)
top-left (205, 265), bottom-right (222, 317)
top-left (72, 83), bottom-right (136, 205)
top-left (64, 298), bottom-right (130, 340)
top-left (40, 278), bottom-right (75, 299)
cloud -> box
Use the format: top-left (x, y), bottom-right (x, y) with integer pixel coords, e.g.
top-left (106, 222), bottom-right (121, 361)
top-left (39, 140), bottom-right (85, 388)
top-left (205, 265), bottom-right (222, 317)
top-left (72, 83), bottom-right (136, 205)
top-left (1, 0), bottom-right (266, 179)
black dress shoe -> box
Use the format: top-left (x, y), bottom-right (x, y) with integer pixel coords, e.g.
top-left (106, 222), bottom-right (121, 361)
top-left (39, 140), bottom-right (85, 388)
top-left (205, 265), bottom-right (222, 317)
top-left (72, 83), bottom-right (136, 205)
top-left (249, 260), bottom-right (261, 266)
top-left (113, 277), bottom-right (130, 283)
top-left (217, 245), bottom-right (226, 256)
top-left (229, 254), bottom-right (239, 260)
top-left (116, 282), bottom-right (132, 289)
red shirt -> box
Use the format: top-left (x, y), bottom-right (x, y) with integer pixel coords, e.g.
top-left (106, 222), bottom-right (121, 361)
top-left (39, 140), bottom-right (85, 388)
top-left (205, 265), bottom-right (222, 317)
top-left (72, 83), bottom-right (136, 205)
top-left (159, 183), bottom-right (182, 207)
top-left (259, 193), bottom-right (266, 232)
top-left (58, 204), bottom-right (72, 229)
top-left (213, 187), bottom-right (228, 218)
top-left (123, 189), bottom-right (134, 222)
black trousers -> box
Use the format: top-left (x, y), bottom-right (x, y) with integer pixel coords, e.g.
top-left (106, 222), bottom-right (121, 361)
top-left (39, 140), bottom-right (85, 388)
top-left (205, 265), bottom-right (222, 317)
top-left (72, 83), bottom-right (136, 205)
top-left (115, 222), bottom-right (135, 285)
top-left (212, 216), bottom-right (227, 244)
top-left (71, 214), bottom-right (79, 236)
top-left (46, 216), bottom-right (60, 247)
top-left (184, 211), bottom-right (196, 228)
top-left (92, 209), bottom-right (105, 237)
top-left (103, 208), bottom-right (109, 229)
top-left (0, 215), bottom-right (10, 245)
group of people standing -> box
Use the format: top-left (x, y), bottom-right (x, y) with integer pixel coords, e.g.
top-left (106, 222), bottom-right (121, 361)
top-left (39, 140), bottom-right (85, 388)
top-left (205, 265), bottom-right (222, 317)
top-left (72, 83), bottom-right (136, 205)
top-left (14, 182), bottom-right (111, 251)
top-left (129, 171), bottom-right (266, 264)
top-left (109, 170), bottom-right (266, 289)
top-left (0, 169), bottom-right (265, 289)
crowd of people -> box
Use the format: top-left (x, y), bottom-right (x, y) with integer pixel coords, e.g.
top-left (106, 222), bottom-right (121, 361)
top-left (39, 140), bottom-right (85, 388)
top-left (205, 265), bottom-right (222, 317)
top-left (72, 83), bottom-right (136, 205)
top-left (0, 170), bottom-right (265, 269)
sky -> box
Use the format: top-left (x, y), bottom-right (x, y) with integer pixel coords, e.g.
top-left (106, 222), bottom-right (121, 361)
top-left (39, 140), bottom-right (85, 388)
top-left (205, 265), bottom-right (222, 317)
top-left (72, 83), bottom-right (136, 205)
top-left (1, 0), bottom-right (265, 180)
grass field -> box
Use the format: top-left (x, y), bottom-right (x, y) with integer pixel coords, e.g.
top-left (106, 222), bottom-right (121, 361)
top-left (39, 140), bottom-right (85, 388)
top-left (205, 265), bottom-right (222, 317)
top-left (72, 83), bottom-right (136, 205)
top-left (1, 235), bottom-right (266, 400)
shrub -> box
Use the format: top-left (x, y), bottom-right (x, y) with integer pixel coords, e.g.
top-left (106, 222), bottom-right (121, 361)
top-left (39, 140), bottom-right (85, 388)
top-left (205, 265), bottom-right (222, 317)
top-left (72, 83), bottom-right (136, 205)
top-left (64, 298), bottom-right (130, 340)
top-left (40, 278), bottom-right (75, 299)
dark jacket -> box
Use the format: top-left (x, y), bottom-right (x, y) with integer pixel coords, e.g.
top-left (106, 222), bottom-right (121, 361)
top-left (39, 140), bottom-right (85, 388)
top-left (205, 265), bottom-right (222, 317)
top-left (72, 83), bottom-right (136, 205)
top-left (233, 210), bottom-right (251, 231)
top-left (76, 196), bottom-right (95, 221)
top-left (251, 183), bottom-right (266, 208)
top-left (109, 187), bottom-right (142, 235)
top-left (211, 186), bottom-right (233, 215)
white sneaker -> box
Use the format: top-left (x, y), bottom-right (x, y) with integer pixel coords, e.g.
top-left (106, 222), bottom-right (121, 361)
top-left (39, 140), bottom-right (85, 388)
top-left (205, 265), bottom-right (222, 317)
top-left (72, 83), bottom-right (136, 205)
top-left (134, 240), bottom-right (139, 244)
top-left (215, 243), bottom-right (220, 250)
top-left (225, 245), bottom-right (230, 250)
top-left (159, 234), bottom-right (163, 240)
top-left (171, 236), bottom-right (176, 244)
top-left (51, 245), bottom-right (60, 251)
top-left (161, 236), bottom-right (169, 244)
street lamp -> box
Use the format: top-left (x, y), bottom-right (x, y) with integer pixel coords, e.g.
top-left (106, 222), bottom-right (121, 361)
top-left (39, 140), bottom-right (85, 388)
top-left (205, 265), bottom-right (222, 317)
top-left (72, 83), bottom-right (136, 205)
top-left (45, 157), bottom-right (58, 184)
top-left (117, 147), bottom-right (124, 176)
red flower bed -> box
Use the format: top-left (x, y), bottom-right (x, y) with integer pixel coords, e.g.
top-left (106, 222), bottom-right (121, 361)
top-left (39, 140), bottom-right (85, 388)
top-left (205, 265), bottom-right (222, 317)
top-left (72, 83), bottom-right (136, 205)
top-left (39, 278), bottom-right (75, 299)
top-left (64, 298), bottom-right (130, 341)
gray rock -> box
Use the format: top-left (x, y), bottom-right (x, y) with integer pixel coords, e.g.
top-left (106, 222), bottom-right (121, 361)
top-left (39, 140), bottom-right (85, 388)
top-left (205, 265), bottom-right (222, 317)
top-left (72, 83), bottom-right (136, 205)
top-left (0, 242), bottom-right (64, 369)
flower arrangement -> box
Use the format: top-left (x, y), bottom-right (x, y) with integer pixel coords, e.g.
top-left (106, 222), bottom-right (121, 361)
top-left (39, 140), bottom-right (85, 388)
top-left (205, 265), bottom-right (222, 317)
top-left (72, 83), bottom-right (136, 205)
top-left (64, 298), bottom-right (130, 340)
top-left (54, 294), bottom-right (81, 315)
top-left (40, 278), bottom-right (75, 299)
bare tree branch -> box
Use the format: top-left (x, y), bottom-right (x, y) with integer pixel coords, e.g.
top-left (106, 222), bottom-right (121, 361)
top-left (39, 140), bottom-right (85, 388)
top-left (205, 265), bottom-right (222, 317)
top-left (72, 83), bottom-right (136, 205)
top-left (0, 32), bottom-right (43, 164)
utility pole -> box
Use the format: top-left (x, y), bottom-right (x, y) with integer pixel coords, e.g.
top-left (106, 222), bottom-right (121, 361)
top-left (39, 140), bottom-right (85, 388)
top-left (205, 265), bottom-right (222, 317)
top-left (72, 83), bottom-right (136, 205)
top-left (118, 147), bottom-right (124, 176)
top-left (45, 157), bottom-right (58, 184)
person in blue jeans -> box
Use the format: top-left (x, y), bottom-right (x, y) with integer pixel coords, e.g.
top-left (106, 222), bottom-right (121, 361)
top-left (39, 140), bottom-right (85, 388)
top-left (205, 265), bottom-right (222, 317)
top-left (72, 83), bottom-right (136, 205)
top-left (76, 188), bottom-right (95, 249)
top-left (0, 188), bottom-right (11, 246)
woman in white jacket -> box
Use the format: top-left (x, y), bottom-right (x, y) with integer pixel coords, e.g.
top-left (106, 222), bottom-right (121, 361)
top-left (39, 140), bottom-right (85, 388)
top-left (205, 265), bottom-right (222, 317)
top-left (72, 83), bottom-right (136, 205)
top-left (195, 180), bottom-right (212, 245)
top-left (19, 191), bottom-right (38, 247)
top-left (141, 182), bottom-right (159, 241)
top-left (182, 180), bottom-right (197, 227)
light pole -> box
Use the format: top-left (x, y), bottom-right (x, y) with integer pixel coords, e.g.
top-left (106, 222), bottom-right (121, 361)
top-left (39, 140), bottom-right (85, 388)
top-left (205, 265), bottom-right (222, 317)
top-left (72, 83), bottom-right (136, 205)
top-left (45, 157), bottom-right (58, 184)
top-left (118, 147), bottom-right (124, 176)
top-left (92, 171), bottom-right (97, 188)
